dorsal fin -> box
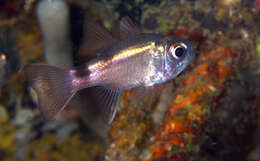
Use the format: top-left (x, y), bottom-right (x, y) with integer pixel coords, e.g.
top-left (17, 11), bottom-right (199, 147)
top-left (120, 16), bottom-right (141, 38)
top-left (80, 18), bottom-right (117, 60)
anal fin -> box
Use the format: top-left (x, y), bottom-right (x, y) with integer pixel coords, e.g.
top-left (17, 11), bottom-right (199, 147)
top-left (93, 86), bottom-right (122, 124)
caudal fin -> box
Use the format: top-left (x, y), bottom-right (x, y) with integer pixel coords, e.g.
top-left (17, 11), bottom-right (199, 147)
top-left (23, 64), bottom-right (77, 119)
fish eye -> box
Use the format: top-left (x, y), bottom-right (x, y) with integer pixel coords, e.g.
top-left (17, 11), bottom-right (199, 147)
top-left (169, 43), bottom-right (187, 60)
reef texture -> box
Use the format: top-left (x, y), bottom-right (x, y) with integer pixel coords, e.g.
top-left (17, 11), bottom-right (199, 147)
top-left (0, 0), bottom-right (260, 161)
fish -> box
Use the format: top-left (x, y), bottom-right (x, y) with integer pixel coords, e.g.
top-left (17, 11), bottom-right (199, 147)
top-left (0, 53), bottom-right (8, 95)
top-left (23, 16), bottom-right (195, 123)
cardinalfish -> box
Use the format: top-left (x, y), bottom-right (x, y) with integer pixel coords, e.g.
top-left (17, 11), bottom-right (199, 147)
top-left (23, 17), bottom-right (195, 123)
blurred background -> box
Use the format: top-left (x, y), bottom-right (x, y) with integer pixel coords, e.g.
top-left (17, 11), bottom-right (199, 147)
top-left (0, 0), bottom-right (260, 161)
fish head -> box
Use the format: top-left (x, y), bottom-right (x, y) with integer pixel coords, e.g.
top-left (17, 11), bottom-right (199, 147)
top-left (162, 37), bottom-right (195, 81)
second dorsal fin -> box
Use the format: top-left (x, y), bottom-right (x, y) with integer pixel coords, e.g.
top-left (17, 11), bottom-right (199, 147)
top-left (120, 16), bottom-right (141, 38)
top-left (80, 18), bottom-right (118, 59)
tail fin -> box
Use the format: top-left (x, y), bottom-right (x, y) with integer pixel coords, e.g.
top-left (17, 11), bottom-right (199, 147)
top-left (23, 64), bottom-right (77, 119)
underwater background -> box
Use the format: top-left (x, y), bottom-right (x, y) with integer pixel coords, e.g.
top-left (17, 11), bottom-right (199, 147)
top-left (0, 0), bottom-right (260, 161)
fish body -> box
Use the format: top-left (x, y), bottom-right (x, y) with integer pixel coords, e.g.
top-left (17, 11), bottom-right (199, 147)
top-left (24, 17), bottom-right (195, 123)
top-left (74, 34), bottom-right (193, 90)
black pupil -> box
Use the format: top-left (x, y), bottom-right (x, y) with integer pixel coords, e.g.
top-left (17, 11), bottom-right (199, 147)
top-left (175, 47), bottom-right (185, 57)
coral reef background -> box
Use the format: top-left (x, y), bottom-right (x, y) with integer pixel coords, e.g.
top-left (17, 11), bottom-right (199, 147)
top-left (0, 0), bottom-right (260, 161)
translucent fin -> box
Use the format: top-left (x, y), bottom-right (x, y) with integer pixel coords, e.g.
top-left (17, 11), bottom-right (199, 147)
top-left (23, 64), bottom-right (78, 119)
top-left (93, 86), bottom-right (122, 124)
top-left (133, 86), bottom-right (154, 99)
top-left (127, 84), bottom-right (164, 109)
top-left (80, 18), bottom-right (118, 60)
top-left (68, 89), bottom-right (110, 138)
top-left (120, 16), bottom-right (141, 38)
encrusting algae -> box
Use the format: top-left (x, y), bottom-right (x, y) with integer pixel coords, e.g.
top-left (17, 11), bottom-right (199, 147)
top-left (24, 134), bottom-right (101, 161)
top-left (0, 105), bottom-right (17, 161)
